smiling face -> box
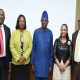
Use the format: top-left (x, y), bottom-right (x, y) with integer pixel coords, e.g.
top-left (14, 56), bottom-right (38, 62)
top-left (0, 9), bottom-right (5, 25)
top-left (41, 18), bottom-right (48, 30)
top-left (60, 24), bottom-right (68, 38)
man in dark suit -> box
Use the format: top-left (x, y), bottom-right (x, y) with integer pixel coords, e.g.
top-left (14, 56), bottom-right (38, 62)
top-left (71, 19), bottom-right (80, 80)
top-left (0, 9), bottom-right (11, 80)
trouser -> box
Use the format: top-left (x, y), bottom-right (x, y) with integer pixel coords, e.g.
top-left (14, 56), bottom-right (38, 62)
top-left (0, 57), bottom-right (9, 80)
top-left (71, 61), bottom-right (80, 80)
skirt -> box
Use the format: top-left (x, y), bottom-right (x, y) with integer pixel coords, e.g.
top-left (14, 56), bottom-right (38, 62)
top-left (11, 63), bottom-right (29, 80)
top-left (53, 63), bottom-right (71, 80)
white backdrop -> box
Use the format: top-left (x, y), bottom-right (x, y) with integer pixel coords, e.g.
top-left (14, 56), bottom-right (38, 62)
top-left (0, 0), bottom-right (76, 43)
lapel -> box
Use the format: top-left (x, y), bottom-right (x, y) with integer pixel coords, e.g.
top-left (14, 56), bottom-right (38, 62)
top-left (3, 24), bottom-right (7, 42)
top-left (72, 30), bottom-right (79, 56)
top-left (73, 30), bottom-right (79, 47)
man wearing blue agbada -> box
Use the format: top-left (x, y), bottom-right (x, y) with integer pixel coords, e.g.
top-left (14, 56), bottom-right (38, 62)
top-left (31, 11), bottom-right (53, 80)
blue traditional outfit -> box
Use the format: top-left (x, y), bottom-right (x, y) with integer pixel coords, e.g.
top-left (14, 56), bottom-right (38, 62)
top-left (31, 11), bottom-right (53, 80)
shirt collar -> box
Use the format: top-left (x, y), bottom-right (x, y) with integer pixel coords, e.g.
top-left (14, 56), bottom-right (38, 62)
top-left (0, 24), bottom-right (4, 28)
top-left (79, 30), bottom-right (80, 33)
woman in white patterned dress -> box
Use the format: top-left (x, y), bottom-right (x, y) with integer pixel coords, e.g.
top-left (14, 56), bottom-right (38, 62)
top-left (53, 24), bottom-right (71, 80)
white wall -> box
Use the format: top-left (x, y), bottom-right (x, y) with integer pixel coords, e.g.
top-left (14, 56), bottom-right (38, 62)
top-left (0, 0), bottom-right (76, 43)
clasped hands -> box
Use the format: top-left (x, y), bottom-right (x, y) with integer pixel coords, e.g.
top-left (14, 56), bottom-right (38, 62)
top-left (19, 55), bottom-right (26, 65)
top-left (58, 64), bottom-right (66, 72)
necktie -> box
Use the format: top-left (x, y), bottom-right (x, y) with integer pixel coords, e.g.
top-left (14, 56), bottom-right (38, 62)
top-left (0, 26), bottom-right (4, 55)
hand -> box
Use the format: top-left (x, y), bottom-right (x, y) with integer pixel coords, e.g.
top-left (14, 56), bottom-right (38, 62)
top-left (19, 58), bottom-right (23, 65)
top-left (58, 64), bottom-right (64, 72)
top-left (32, 65), bottom-right (34, 72)
top-left (62, 65), bottom-right (66, 71)
top-left (49, 66), bottom-right (52, 73)
top-left (9, 62), bottom-right (11, 72)
top-left (59, 64), bottom-right (65, 72)
top-left (19, 56), bottom-right (25, 65)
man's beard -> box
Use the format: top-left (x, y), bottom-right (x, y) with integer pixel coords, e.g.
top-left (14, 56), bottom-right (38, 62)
top-left (42, 26), bottom-right (47, 30)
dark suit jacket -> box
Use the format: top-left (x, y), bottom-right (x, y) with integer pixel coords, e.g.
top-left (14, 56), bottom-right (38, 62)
top-left (72, 29), bottom-right (79, 62)
top-left (2, 24), bottom-right (12, 62)
top-left (0, 24), bottom-right (11, 80)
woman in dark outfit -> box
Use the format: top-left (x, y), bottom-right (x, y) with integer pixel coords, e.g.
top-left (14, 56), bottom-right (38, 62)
top-left (53, 24), bottom-right (71, 80)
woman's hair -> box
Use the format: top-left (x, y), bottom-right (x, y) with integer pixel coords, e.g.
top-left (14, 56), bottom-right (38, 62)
top-left (16, 14), bottom-right (26, 29)
top-left (60, 24), bottom-right (69, 41)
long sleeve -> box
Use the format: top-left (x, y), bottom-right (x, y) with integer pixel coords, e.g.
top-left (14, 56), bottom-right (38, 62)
top-left (30, 31), bottom-right (36, 65)
top-left (23, 32), bottom-right (32, 60)
top-left (10, 31), bottom-right (20, 62)
top-left (54, 39), bottom-right (58, 61)
top-left (8, 29), bottom-right (12, 62)
top-left (49, 33), bottom-right (54, 66)
top-left (68, 41), bottom-right (72, 62)
top-left (71, 34), bottom-right (74, 62)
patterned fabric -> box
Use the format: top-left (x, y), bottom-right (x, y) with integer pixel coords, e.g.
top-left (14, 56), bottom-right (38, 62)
top-left (54, 38), bottom-right (71, 64)
top-left (53, 63), bottom-right (71, 80)
top-left (53, 38), bottom-right (71, 80)
top-left (20, 32), bottom-right (24, 55)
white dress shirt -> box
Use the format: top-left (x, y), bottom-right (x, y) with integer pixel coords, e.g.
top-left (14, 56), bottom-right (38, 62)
top-left (74, 30), bottom-right (80, 62)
